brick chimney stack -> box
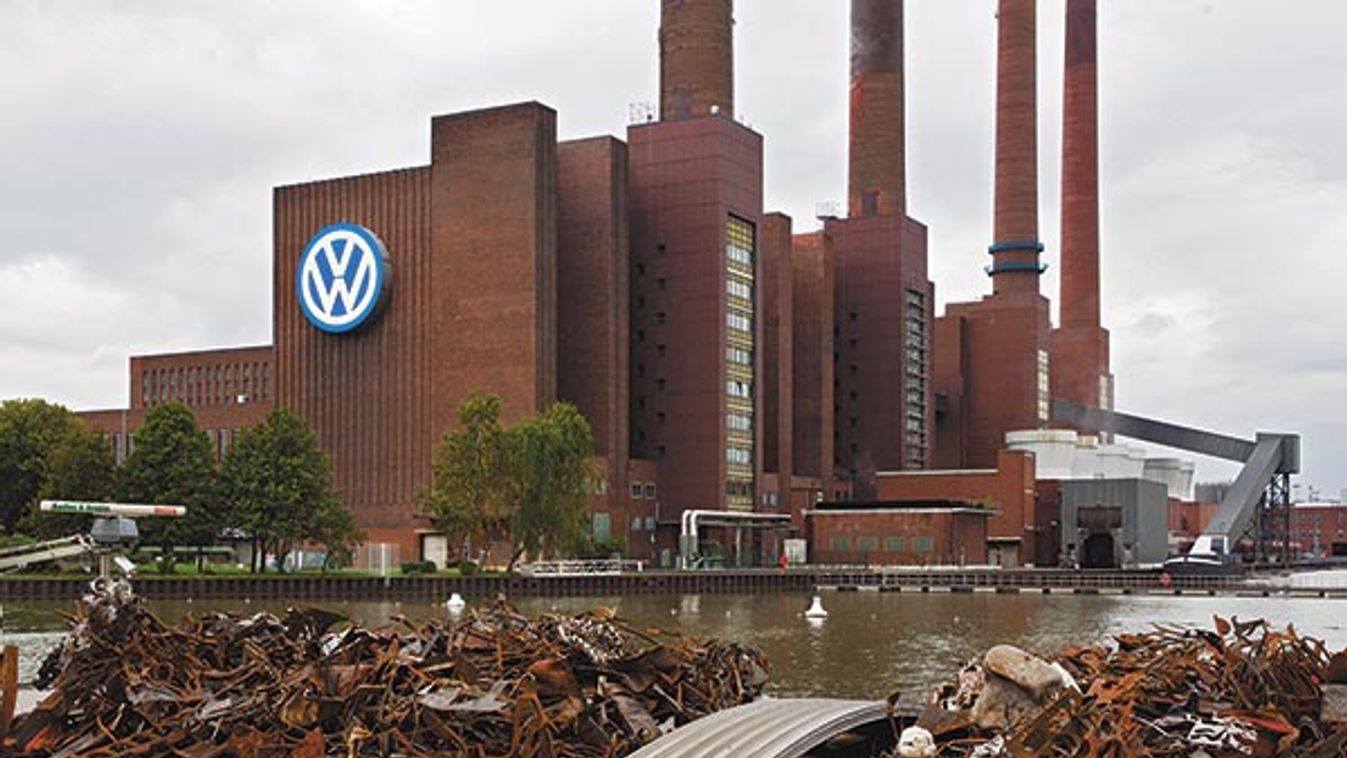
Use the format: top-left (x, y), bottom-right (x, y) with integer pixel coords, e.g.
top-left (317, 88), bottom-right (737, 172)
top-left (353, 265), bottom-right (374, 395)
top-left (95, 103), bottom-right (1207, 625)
top-left (989, 0), bottom-right (1043, 295)
top-left (848, 0), bottom-right (906, 218)
top-left (659, 0), bottom-right (734, 121)
top-left (1060, 0), bottom-right (1098, 329)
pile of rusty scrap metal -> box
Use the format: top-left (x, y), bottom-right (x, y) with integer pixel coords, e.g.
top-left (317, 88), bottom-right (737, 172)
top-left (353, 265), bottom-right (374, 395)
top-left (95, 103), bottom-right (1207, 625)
top-left (4, 581), bottom-right (768, 757)
top-left (897, 617), bottom-right (1347, 758)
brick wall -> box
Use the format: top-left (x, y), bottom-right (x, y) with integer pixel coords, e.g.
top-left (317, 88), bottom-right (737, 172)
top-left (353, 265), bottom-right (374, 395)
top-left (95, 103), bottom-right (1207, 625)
top-left (807, 507), bottom-right (989, 565)
top-left (875, 449), bottom-right (1038, 564)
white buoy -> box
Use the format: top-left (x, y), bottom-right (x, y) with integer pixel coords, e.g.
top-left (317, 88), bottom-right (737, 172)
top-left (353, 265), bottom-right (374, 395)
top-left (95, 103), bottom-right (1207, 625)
top-left (446, 592), bottom-right (466, 611)
top-left (804, 595), bottom-right (828, 619)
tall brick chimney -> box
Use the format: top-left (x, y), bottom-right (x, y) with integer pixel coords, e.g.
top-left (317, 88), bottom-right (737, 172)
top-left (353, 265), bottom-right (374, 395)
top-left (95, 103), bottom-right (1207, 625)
top-left (989, 0), bottom-right (1043, 295)
top-left (659, 0), bottom-right (734, 121)
top-left (1060, 0), bottom-right (1098, 329)
top-left (848, 0), bottom-right (905, 218)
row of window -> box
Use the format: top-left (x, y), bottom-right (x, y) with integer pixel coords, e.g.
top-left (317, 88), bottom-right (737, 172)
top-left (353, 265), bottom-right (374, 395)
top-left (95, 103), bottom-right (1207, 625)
top-left (727, 380), bottom-right (752, 399)
top-left (727, 278), bottom-right (752, 300)
top-left (830, 535), bottom-right (936, 553)
top-left (724, 216), bottom-right (756, 503)
top-left (1037, 349), bottom-right (1051, 424)
top-left (630, 481), bottom-right (658, 500)
top-left (108, 427), bottom-right (242, 464)
top-left (727, 411), bottom-right (752, 432)
top-left (726, 479), bottom-right (754, 497)
top-left (904, 288), bottom-right (928, 469)
top-left (726, 216), bottom-right (755, 271)
top-left (142, 361), bottom-right (271, 408)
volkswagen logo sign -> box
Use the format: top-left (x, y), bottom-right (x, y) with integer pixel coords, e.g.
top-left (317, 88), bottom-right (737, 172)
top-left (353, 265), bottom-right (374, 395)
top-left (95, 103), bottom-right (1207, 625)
top-left (296, 223), bottom-right (391, 334)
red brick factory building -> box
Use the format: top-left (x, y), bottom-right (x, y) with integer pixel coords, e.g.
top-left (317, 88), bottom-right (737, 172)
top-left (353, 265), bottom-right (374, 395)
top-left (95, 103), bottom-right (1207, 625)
top-left (79, 0), bottom-right (1157, 569)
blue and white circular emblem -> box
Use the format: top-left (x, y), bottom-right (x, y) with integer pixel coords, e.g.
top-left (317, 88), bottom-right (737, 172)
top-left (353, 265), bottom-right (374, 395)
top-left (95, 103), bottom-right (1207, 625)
top-left (296, 223), bottom-right (391, 334)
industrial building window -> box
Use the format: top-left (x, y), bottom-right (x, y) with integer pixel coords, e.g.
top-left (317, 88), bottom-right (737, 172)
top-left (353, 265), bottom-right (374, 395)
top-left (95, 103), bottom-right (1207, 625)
top-left (1037, 349), bottom-right (1051, 424)
top-left (904, 288), bottom-right (928, 469)
top-left (727, 412), bottom-right (752, 432)
top-left (593, 513), bottom-right (611, 541)
top-left (857, 537), bottom-right (879, 553)
top-left (727, 279), bottom-right (752, 300)
top-left (727, 346), bottom-right (752, 365)
top-left (644, 483), bottom-right (657, 499)
top-left (631, 483), bottom-right (643, 499)
top-left (726, 216), bottom-right (755, 271)
top-left (631, 516), bottom-right (643, 531)
top-left (913, 536), bottom-right (934, 554)
top-left (727, 380), bottom-right (752, 399)
top-left (830, 537), bottom-right (850, 553)
top-left (884, 536), bottom-right (906, 552)
top-left (727, 312), bottom-right (752, 332)
top-left (726, 446), bottom-right (752, 465)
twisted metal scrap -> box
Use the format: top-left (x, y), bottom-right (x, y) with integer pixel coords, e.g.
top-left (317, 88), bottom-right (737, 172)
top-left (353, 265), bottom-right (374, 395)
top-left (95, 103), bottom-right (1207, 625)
top-left (908, 617), bottom-right (1347, 758)
top-left (4, 584), bottom-right (768, 757)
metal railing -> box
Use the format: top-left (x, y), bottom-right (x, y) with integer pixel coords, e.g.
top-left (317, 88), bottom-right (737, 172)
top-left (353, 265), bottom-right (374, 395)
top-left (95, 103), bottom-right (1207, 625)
top-left (517, 559), bottom-right (647, 576)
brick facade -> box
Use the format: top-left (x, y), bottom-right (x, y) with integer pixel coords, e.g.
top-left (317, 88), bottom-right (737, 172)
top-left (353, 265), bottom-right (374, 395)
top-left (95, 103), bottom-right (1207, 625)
top-left (557, 136), bottom-right (632, 548)
top-left (874, 449), bottom-right (1042, 566)
top-left (627, 114), bottom-right (764, 520)
top-left (830, 214), bottom-right (932, 478)
top-left (807, 504), bottom-right (990, 566)
top-left (760, 212), bottom-right (793, 496)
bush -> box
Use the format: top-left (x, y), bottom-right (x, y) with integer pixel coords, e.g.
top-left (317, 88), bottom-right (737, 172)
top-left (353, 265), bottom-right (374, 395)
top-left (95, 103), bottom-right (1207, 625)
top-left (400, 560), bottom-right (438, 575)
top-left (572, 534), bottom-right (627, 560)
top-left (457, 559), bottom-right (480, 576)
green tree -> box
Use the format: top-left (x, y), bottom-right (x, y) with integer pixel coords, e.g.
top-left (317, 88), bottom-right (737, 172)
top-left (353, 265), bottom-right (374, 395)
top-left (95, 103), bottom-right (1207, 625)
top-left (0, 398), bottom-right (85, 533)
top-left (504, 403), bottom-right (594, 570)
top-left (21, 423), bottom-right (117, 539)
top-left (419, 393), bottom-right (512, 566)
top-left (420, 395), bottom-right (594, 572)
top-left (117, 402), bottom-right (220, 573)
top-left (220, 408), bottom-right (350, 573)
top-left (307, 495), bottom-right (362, 572)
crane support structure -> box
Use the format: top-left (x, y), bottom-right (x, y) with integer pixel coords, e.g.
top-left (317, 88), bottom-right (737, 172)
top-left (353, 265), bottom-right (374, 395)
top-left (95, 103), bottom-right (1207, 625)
top-left (1051, 399), bottom-right (1299, 567)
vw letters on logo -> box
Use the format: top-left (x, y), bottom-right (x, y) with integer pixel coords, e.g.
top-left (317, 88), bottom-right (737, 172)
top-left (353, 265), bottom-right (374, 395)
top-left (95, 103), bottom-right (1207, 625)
top-left (297, 223), bottom-right (391, 334)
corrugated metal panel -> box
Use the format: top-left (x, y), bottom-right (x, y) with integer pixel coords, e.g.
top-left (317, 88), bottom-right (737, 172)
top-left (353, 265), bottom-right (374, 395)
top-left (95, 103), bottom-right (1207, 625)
top-left (628, 698), bottom-right (887, 758)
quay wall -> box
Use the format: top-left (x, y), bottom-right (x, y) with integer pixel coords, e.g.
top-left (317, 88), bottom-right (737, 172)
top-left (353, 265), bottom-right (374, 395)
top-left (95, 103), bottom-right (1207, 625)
top-left (1, 569), bottom-right (1343, 603)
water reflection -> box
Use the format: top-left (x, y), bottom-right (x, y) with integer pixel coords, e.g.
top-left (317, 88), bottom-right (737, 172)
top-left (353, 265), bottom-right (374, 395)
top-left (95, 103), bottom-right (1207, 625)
top-left (3, 591), bottom-right (1344, 700)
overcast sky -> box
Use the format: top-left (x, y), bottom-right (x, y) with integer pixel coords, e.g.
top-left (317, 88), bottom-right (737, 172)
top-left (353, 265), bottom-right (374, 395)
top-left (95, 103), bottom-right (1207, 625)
top-left (2, 1), bottom-right (1344, 498)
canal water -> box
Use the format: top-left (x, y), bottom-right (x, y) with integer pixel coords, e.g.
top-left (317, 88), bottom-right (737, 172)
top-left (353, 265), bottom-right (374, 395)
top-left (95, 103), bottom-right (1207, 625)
top-left (3, 591), bottom-right (1344, 701)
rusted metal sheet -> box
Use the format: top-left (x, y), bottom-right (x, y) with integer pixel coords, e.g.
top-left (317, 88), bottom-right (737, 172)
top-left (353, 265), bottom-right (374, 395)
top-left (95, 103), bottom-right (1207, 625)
top-left (0, 645), bottom-right (16, 732)
top-left (4, 581), bottom-right (767, 756)
top-left (628, 697), bottom-right (891, 758)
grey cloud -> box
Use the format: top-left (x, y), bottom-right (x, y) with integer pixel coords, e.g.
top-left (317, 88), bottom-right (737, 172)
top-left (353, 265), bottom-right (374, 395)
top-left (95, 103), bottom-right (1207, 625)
top-left (1, 0), bottom-right (1344, 494)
